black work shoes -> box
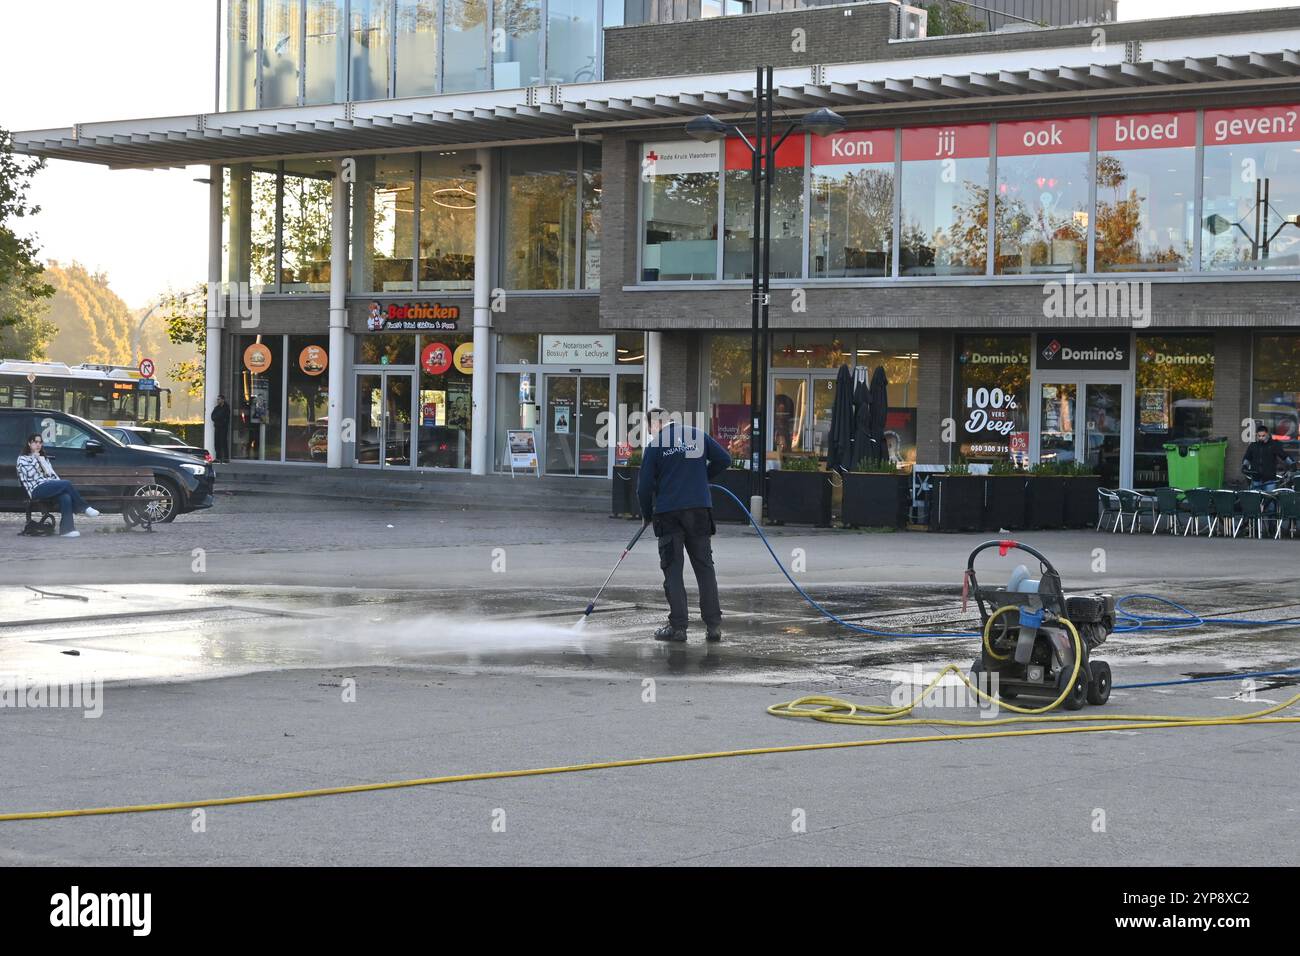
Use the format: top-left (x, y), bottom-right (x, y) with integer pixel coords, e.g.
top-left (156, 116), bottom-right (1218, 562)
top-left (706, 628), bottom-right (723, 643)
top-left (653, 624), bottom-right (688, 642)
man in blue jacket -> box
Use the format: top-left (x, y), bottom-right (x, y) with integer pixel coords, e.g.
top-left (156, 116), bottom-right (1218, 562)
top-left (637, 410), bottom-right (732, 642)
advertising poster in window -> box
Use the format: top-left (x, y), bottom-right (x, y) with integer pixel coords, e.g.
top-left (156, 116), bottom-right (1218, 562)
top-left (446, 379), bottom-right (471, 431)
top-left (1139, 387), bottom-right (1172, 434)
top-left (955, 336), bottom-right (1030, 463)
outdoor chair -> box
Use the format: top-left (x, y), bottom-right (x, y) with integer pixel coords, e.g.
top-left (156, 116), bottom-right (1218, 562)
top-left (1236, 490), bottom-right (1275, 540)
top-left (1210, 490), bottom-right (1239, 538)
top-left (1150, 487), bottom-right (1184, 535)
top-left (1116, 489), bottom-right (1155, 533)
top-left (1096, 488), bottom-right (1123, 532)
top-left (1181, 488), bottom-right (1214, 536)
top-left (1275, 488), bottom-right (1300, 539)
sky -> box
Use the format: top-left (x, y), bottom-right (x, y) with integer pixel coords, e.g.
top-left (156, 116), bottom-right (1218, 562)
top-left (2, 0), bottom-right (1299, 309)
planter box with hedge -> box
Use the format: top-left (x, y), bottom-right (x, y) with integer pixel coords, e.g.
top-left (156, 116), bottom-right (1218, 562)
top-left (611, 462), bottom-right (640, 517)
top-left (842, 461), bottom-right (909, 528)
top-left (929, 466), bottom-right (984, 532)
top-left (1026, 464), bottom-right (1067, 528)
top-left (710, 467), bottom-right (754, 522)
top-left (767, 457), bottom-right (833, 527)
top-left (983, 468), bottom-right (1029, 531)
top-left (1062, 467), bottom-right (1101, 528)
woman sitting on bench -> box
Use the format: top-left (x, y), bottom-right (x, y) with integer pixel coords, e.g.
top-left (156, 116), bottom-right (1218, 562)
top-left (17, 433), bottom-right (100, 538)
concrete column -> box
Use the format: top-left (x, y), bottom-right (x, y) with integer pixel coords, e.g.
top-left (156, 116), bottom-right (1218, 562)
top-left (644, 331), bottom-right (662, 410)
top-left (327, 158), bottom-right (349, 469)
top-left (471, 148), bottom-right (493, 476)
top-left (203, 167), bottom-right (223, 456)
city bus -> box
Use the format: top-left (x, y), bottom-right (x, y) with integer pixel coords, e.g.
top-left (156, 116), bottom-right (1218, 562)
top-left (0, 360), bottom-right (170, 425)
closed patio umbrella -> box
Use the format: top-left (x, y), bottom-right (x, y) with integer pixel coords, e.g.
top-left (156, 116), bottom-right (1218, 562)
top-left (868, 365), bottom-right (890, 463)
top-left (851, 375), bottom-right (872, 469)
top-left (827, 363), bottom-right (855, 472)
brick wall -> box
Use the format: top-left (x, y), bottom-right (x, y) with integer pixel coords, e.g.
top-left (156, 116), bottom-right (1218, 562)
top-left (605, 2), bottom-right (1300, 81)
top-left (916, 329), bottom-right (953, 465)
top-left (1213, 329), bottom-right (1252, 478)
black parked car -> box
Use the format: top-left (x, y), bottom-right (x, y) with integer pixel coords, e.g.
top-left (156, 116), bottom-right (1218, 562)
top-left (0, 409), bottom-right (215, 523)
top-left (102, 425), bottom-right (213, 463)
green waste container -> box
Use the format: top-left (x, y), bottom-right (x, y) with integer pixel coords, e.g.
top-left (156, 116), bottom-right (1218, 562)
top-left (1162, 438), bottom-right (1228, 490)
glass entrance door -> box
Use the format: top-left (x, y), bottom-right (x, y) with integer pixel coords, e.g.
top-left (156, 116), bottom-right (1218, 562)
top-left (355, 371), bottom-right (414, 467)
top-left (771, 373), bottom-right (838, 457)
top-left (545, 374), bottom-right (610, 476)
top-left (1034, 378), bottom-right (1128, 487)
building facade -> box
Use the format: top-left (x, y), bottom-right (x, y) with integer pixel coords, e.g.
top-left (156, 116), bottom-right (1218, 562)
top-left (14, 0), bottom-right (1300, 489)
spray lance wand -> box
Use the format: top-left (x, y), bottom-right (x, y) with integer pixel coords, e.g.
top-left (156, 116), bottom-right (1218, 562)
top-left (575, 521), bottom-right (649, 630)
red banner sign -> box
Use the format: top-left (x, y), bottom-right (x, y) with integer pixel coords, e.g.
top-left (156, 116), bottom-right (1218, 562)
top-left (997, 117), bottom-right (1090, 157)
top-left (724, 136), bottom-right (805, 170)
top-left (1098, 110), bottom-right (1195, 151)
top-left (901, 123), bottom-right (991, 161)
top-left (810, 129), bottom-right (894, 165)
top-left (1205, 104), bottom-right (1300, 146)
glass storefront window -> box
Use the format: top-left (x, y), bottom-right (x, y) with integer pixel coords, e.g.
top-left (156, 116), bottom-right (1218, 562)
top-left (443, 0), bottom-right (490, 92)
top-left (900, 124), bottom-right (990, 276)
top-left (1135, 335), bottom-right (1214, 486)
top-left (954, 335), bottom-right (1031, 465)
top-left (708, 334), bottom-right (751, 465)
top-left (417, 333), bottom-right (473, 468)
top-left (581, 143), bottom-right (602, 288)
top-left (304, 0), bottom-right (346, 105)
top-left (249, 166), bottom-right (278, 291)
top-left (1202, 105), bottom-right (1300, 271)
top-left (1252, 335), bottom-right (1300, 454)
top-left (223, 0), bottom-right (259, 111)
top-left (615, 332), bottom-right (644, 364)
top-left (286, 336), bottom-right (331, 461)
top-left (771, 332), bottom-right (854, 369)
top-left (725, 136), bottom-right (804, 279)
top-left (548, 0), bottom-right (600, 83)
top-left (809, 131), bottom-right (892, 278)
top-left (493, 0), bottom-right (543, 88)
top-left (354, 155), bottom-right (416, 293)
top-left (995, 118), bottom-right (1091, 274)
top-left (280, 158), bottom-right (335, 293)
top-left (234, 334), bottom-right (285, 460)
top-left (496, 333), bottom-right (538, 365)
top-left (504, 145), bottom-right (579, 290)
top-left (419, 151), bottom-right (476, 291)
top-left (641, 140), bottom-right (720, 281)
top-left (494, 370), bottom-right (538, 470)
top-left (395, 0), bottom-right (439, 96)
top-left (261, 0), bottom-right (302, 107)
top-left (1095, 112), bottom-right (1195, 272)
top-left (356, 333), bottom-right (417, 365)
top-left (351, 0), bottom-right (392, 101)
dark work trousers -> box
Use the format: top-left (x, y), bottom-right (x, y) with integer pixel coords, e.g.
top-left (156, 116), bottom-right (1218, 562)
top-left (654, 507), bottom-right (721, 631)
top-left (213, 425), bottom-right (229, 463)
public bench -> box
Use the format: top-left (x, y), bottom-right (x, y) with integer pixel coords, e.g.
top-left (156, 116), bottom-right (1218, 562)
top-left (9, 465), bottom-right (173, 535)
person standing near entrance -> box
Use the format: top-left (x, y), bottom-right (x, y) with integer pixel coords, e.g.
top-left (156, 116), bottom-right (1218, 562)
top-left (1243, 423), bottom-right (1293, 491)
top-left (637, 410), bottom-right (732, 643)
top-left (211, 395), bottom-right (231, 463)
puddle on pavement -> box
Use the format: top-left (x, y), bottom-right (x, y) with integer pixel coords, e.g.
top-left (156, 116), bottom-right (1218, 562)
top-left (1, 581), bottom-right (1296, 690)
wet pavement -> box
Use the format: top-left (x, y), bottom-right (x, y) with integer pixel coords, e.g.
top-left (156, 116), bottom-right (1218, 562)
top-left (2, 500), bottom-right (1298, 865)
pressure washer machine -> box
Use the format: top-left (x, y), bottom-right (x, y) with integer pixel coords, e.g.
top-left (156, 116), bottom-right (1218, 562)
top-left (965, 540), bottom-right (1115, 710)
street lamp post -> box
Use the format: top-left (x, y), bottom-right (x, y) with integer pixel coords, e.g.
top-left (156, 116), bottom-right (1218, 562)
top-left (686, 70), bottom-right (845, 517)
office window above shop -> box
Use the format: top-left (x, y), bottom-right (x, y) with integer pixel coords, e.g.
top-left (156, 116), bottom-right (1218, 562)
top-left (640, 140), bottom-right (721, 281)
top-left (725, 136), bottom-right (804, 280)
top-left (994, 118), bottom-right (1091, 275)
top-left (503, 144), bottom-right (587, 290)
top-left (808, 130), bottom-right (892, 279)
top-left (1202, 105), bottom-right (1300, 272)
top-left (219, 0), bottom-right (604, 108)
top-left (899, 124), bottom-right (989, 277)
top-left (1095, 112), bottom-right (1196, 272)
